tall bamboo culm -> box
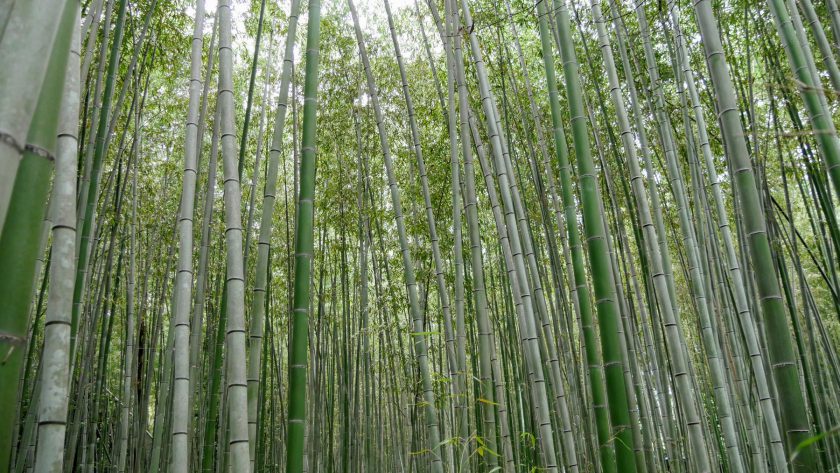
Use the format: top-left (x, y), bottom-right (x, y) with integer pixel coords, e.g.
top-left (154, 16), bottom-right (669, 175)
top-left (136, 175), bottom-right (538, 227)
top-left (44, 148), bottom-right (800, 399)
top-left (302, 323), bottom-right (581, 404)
top-left (286, 0), bottom-right (323, 469)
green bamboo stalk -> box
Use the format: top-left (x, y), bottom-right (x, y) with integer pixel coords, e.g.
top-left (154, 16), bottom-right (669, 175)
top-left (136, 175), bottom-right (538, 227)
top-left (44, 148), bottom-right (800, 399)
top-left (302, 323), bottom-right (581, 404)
top-left (603, 3), bottom-right (677, 461)
top-left (190, 9), bottom-right (218, 415)
top-left (692, 0), bottom-right (815, 469)
top-left (534, 2), bottom-right (615, 470)
top-left (830, 0), bottom-right (840, 50)
top-left (448, 7), bottom-right (469, 458)
top-left (78, 0), bottom-right (105, 85)
top-left (549, 0), bottom-right (642, 469)
top-left (797, 0), bottom-right (840, 95)
top-left (76, 0), bottom-right (113, 236)
top-left (467, 104), bottom-right (558, 471)
top-left (669, 4), bottom-right (788, 470)
top-left (488, 46), bottom-right (578, 472)
top-left (285, 0), bottom-right (322, 468)
top-left (202, 275), bottom-right (227, 473)
top-left (242, 37), bottom-right (272, 273)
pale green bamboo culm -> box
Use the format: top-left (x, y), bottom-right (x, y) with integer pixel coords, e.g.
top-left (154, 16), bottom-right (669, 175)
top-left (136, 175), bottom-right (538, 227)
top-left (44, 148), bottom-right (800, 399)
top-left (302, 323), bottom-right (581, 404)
top-left (170, 1), bottom-right (205, 471)
top-left (32, 5), bottom-right (80, 473)
top-left (217, 0), bottom-right (252, 470)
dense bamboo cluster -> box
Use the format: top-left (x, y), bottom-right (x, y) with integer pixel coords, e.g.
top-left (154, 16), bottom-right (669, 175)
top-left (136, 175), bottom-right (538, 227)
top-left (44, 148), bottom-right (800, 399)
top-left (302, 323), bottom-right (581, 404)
top-left (2, 0), bottom-right (840, 471)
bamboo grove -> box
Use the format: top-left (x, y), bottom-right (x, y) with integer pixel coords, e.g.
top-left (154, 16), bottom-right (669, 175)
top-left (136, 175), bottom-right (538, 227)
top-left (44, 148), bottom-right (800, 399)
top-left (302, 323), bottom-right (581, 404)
top-left (3, 0), bottom-right (840, 470)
